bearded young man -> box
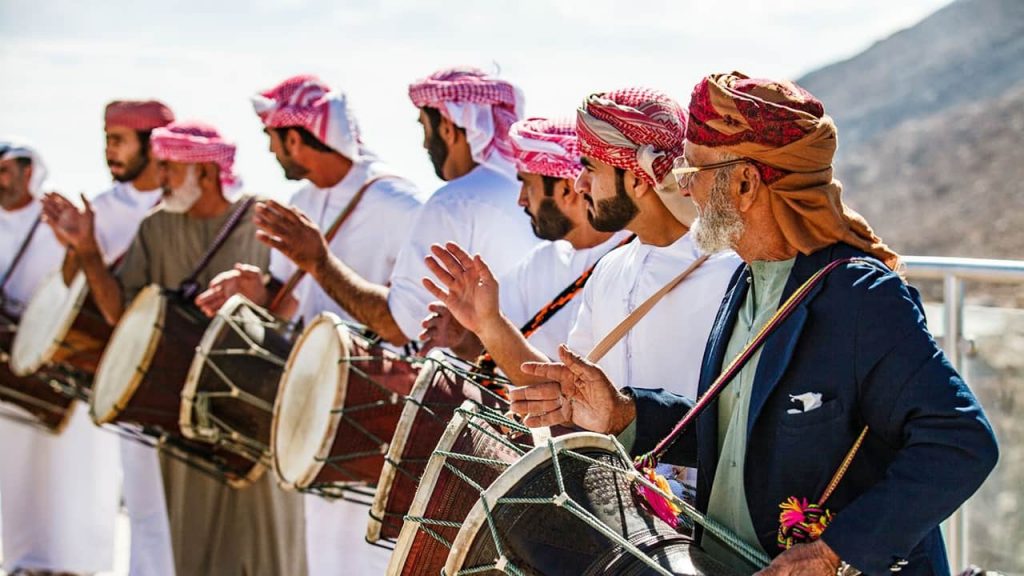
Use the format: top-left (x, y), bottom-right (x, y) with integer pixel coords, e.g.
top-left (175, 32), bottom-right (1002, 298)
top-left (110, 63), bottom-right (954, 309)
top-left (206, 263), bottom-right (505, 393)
top-left (41, 99), bottom-right (178, 576)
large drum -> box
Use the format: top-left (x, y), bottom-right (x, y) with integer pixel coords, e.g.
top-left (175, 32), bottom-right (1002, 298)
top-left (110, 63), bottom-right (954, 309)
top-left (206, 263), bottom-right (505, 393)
top-left (1, 311), bottom-right (77, 432)
top-left (387, 401), bottom-right (534, 576)
top-left (271, 312), bottom-right (420, 496)
top-left (180, 294), bottom-right (294, 466)
top-left (10, 271), bottom-right (113, 387)
top-left (91, 284), bottom-right (262, 487)
top-left (444, 433), bottom-right (738, 576)
top-left (367, 353), bottom-right (509, 542)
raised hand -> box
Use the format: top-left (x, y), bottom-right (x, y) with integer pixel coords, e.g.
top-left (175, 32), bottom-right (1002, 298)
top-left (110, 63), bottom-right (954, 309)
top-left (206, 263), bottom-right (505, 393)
top-left (195, 263), bottom-right (269, 317)
top-left (754, 539), bottom-right (841, 576)
top-left (253, 200), bottom-right (329, 273)
top-left (41, 192), bottom-right (99, 254)
top-left (421, 242), bottom-right (500, 335)
top-left (514, 344), bottom-right (634, 434)
top-left (418, 301), bottom-right (481, 357)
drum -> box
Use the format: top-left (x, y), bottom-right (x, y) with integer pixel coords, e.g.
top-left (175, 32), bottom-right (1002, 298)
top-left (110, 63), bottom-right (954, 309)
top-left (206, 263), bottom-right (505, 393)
top-left (91, 284), bottom-right (263, 487)
top-left (1, 311), bottom-right (77, 432)
top-left (444, 433), bottom-right (738, 576)
top-left (367, 353), bottom-right (508, 543)
top-left (271, 312), bottom-right (420, 496)
top-left (387, 401), bottom-right (534, 576)
top-left (180, 294), bottom-right (294, 465)
top-left (10, 271), bottom-right (113, 386)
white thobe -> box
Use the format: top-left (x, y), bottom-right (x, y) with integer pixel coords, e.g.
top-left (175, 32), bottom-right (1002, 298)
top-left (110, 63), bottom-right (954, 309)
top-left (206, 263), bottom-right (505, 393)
top-left (498, 231), bottom-right (632, 360)
top-left (387, 164), bottom-right (542, 340)
top-left (271, 160), bottom-right (424, 576)
top-left (90, 181), bottom-right (175, 576)
top-left (0, 199), bottom-right (121, 574)
top-left (567, 232), bottom-right (742, 399)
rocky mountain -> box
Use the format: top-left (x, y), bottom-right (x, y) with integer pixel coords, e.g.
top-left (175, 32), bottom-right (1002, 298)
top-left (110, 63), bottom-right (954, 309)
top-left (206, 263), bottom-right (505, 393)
top-left (796, 0), bottom-right (1024, 263)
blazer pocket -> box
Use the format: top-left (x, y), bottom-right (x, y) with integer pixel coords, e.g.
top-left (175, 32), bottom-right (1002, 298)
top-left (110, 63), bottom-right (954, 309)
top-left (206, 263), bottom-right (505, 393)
top-left (779, 397), bottom-right (844, 429)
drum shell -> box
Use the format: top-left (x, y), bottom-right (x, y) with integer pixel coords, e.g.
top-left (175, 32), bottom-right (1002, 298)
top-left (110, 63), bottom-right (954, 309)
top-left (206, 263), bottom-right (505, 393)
top-left (445, 434), bottom-right (739, 576)
top-left (181, 299), bottom-right (294, 456)
top-left (393, 404), bottom-right (530, 576)
top-left (310, 338), bottom-right (419, 487)
top-left (370, 359), bottom-right (507, 542)
top-left (1, 317), bottom-right (76, 432)
top-left (48, 295), bottom-right (112, 377)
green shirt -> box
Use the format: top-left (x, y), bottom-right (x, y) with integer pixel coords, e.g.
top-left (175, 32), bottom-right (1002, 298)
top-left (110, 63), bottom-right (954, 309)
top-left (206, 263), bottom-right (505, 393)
top-left (703, 258), bottom-right (795, 572)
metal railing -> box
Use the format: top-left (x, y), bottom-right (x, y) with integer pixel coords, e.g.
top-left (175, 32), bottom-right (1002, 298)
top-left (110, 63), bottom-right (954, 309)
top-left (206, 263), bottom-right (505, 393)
top-left (902, 255), bottom-right (1024, 573)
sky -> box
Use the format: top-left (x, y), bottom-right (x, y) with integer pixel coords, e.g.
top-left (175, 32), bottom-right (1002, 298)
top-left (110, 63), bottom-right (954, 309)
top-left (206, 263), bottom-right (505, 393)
top-left (0, 0), bottom-right (955, 199)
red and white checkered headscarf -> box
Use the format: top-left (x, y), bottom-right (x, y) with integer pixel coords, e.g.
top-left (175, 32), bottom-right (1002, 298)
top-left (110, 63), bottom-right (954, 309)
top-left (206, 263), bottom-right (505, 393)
top-left (252, 74), bottom-right (365, 161)
top-left (151, 121), bottom-right (238, 186)
top-left (577, 88), bottom-right (694, 224)
top-left (508, 117), bottom-right (581, 181)
top-left (408, 66), bottom-right (524, 179)
top-left (104, 100), bottom-right (175, 132)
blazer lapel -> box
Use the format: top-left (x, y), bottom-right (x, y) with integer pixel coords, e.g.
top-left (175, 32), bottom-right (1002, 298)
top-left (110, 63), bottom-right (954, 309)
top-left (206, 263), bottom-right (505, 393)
top-left (696, 265), bottom-right (749, 484)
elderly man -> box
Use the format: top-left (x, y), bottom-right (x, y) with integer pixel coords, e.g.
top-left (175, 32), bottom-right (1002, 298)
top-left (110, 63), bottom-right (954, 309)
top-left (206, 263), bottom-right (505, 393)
top-left (514, 73), bottom-right (998, 575)
top-left (198, 74), bottom-right (425, 576)
top-left (420, 116), bottom-right (630, 381)
top-left (0, 140), bottom-right (120, 576)
top-left (50, 122), bottom-right (306, 576)
top-left (42, 99), bottom-right (177, 576)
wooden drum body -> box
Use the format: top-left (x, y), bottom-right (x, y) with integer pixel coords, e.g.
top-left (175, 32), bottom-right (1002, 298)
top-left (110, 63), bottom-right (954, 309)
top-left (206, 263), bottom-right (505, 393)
top-left (1, 311), bottom-right (77, 432)
top-left (91, 284), bottom-right (262, 487)
top-left (271, 312), bottom-right (419, 496)
top-left (367, 352), bottom-right (508, 543)
top-left (444, 433), bottom-right (737, 576)
top-left (180, 294), bottom-right (294, 466)
top-left (10, 271), bottom-right (112, 385)
top-left (387, 401), bottom-right (534, 576)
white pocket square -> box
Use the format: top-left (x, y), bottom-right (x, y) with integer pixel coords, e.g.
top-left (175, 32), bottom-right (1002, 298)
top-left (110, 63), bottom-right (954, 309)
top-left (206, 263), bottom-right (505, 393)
top-left (787, 392), bottom-right (823, 414)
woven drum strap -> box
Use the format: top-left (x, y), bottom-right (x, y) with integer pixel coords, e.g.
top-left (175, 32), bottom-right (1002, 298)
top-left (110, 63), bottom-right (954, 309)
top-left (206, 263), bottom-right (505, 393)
top-left (0, 215), bottom-right (43, 305)
top-left (476, 233), bottom-right (636, 371)
top-left (178, 196), bottom-right (257, 300)
top-left (586, 254), bottom-right (709, 364)
top-left (267, 175), bottom-right (397, 313)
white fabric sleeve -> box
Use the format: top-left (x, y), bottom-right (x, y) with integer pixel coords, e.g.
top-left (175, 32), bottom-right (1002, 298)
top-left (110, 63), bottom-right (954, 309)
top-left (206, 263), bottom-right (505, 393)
top-left (387, 195), bottom-right (469, 341)
top-left (565, 276), bottom-right (596, 357)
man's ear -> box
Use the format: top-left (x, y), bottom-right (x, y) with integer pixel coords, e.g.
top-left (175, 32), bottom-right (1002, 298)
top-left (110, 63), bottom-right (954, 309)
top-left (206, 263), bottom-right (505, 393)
top-left (735, 163), bottom-right (763, 213)
top-left (439, 115), bottom-right (460, 147)
top-left (199, 162), bottom-right (219, 187)
top-left (628, 171), bottom-right (654, 199)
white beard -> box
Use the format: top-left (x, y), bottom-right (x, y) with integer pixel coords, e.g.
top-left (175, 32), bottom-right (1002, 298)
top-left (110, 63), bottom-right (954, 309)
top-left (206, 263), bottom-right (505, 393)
top-left (162, 165), bottom-right (202, 213)
top-left (692, 172), bottom-right (745, 254)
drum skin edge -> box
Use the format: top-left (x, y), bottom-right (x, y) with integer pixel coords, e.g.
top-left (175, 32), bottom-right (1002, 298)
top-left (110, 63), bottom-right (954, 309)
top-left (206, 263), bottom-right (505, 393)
top-left (9, 271), bottom-right (90, 376)
top-left (90, 285), bottom-right (166, 425)
top-left (366, 351), bottom-right (445, 542)
top-left (270, 311), bottom-right (353, 491)
top-left (442, 432), bottom-right (630, 575)
top-left (386, 400), bottom-right (482, 573)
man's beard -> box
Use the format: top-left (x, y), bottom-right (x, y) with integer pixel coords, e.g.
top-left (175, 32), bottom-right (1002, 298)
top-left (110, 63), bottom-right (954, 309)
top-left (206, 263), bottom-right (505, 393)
top-left (161, 165), bottom-right (203, 214)
top-left (692, 171), bottom-right (744, 254)
top-left (527, 197), bottom-right (573, 241)
top-left (426, 131), bottom-right (449, 180)
top-left (278, 148), bottom-right (310, 181)
top-left (110, 150), bottom-right (149, 183)
top-left (586, 172), bottom-right (638, 233)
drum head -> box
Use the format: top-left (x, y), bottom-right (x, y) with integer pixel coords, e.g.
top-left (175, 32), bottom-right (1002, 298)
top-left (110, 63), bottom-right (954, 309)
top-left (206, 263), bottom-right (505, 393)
top-left (180, 293), bottom-right (274, 441)
top-left (10, 271), bottom-right (89, 376)
top-left (445, 433), bottom-right (734, 576)
top-left (91, 285), bottom-right (165, 424)
top-left (272, 312), bottom-right (351, 490)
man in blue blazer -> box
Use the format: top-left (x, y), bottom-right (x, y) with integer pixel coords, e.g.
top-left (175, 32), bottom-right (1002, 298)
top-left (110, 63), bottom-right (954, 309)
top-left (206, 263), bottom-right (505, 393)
top-left (513, 73), bottom-right (998, 576)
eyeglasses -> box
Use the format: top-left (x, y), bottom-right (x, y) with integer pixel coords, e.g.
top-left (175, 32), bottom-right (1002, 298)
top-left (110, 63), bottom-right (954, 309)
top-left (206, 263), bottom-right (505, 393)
top-left (671, 155), bottom-right (749, 190)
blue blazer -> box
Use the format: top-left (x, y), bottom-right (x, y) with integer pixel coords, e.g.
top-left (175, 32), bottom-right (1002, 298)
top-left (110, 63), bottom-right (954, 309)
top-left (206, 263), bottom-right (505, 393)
top-left (626, 243), bottom-right (998, 575)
